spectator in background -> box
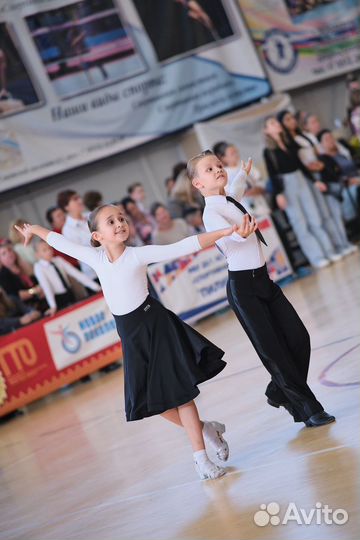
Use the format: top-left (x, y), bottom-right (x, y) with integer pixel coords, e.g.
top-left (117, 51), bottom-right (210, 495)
top-left (168, 169), bottom-right (203, 218)
top-left (0, 239), bottom-right (46, 310)
top-left (165, 176), bottom-right (176, 198)
top-left (9, 219), bottom-right (37, 267)
top-left (263, 116), bottom-right (341, 269)
top-left (128, 183), bottom-right (147, 213)
top-left (57, 190), bottom-right (98, 282)
top-left (303, 113), bottom-right (323, 146)
top-left (46, 205), bottom-right (80, 268)
top-left (121, 196), bottom-right (155, 244)
top-left (33, 240), bottom-right (101, 316)
top-left (278, 110), bottom-right (349, 257)
top-left (213, 140), bottom-right (269, 215)
top-left (0, 287), bottom-right (41, 336)
top-left (83, 190), bottom-right (103, 212)
top-left (172, 161), bottom-right (187, 181)
top-left (150, 202), bottom-right (193, 244)
top-left (317, 129), bottom-right (360, 223)
top-left (183, 207), bottom-right (205, 233)
top-left (346, 73), bottom-right (360, 141)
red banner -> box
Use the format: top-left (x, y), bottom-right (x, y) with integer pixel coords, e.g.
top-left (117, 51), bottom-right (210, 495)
top-left (0, 294), bottom-right (122, 417)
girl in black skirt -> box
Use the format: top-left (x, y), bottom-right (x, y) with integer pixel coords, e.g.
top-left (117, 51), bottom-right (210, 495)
top-left (15, 205), bottom-right (244, 480)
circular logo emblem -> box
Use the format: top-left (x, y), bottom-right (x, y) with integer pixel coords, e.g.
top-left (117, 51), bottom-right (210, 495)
top-left (263, 29), bottom-right (298, 73)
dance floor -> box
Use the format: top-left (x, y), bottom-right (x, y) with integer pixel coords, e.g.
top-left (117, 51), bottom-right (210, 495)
top-left (1, 253), bottom-right (359, 540)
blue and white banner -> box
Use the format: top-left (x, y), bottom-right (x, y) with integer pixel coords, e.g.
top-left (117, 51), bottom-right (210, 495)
top-left (0, 0), bottom-right (270, 192)
top-left (44, 295), bottom-right (118, 370)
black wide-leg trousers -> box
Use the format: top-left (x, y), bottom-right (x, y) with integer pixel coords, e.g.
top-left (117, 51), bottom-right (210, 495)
top-left (227, 265), bottom-right (324, 422)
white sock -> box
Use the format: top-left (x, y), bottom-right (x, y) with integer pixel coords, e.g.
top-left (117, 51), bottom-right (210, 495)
top-left (202, 421), bottom-right (229, 462)
top-left (193, 449), bottom-right (226, 480)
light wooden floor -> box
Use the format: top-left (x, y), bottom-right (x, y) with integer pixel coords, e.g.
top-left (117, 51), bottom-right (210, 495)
top-left (1, 254), bottom-right (359, 540)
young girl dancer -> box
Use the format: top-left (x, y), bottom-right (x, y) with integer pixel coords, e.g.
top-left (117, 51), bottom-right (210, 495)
top-left (15, 206), bottom-right (250, 480)
top-left (189, 150), bottom-right (336, 428)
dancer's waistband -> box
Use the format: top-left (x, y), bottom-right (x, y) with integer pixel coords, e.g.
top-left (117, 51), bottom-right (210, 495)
top-left (228, 264), bottom-right (267, 279)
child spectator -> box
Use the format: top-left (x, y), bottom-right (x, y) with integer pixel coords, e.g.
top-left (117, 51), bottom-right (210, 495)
top-left (34, 240), bottom-right (100, 316)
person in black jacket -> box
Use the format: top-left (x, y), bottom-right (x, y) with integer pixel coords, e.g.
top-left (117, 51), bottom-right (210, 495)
top-left (263, 116), bottom-right (341, 269)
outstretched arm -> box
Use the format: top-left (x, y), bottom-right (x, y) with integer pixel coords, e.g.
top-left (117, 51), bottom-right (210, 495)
top-left (14, 224), bottom-right (97, 268)
top-left (135, 225), bottom-right (251, 265)
top-left (15, 223), bottom-right (51, 245)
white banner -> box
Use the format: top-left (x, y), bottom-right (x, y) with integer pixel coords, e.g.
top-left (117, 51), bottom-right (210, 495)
top-left (44, 295), bottom-right (119, 370)
top-left (0, 0), bottom-right (270, 192)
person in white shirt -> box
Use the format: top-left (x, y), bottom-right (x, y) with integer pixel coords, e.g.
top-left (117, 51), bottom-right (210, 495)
top-left (189, 149), bottom-right (335, 428)
top-left (15, 207), bottom-right (242, 481)
top-left (213, 141), bottom-right (270, 217)
top-left (57, 190), bottom-right (99, 282)
top-left (34, 240), bottom-right (101, 316)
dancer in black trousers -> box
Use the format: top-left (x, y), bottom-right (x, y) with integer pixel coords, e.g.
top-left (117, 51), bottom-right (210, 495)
top-left (189, 150), bottom-right (335, 427)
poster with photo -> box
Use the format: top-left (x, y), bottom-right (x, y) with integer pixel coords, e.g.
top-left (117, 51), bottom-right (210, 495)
top-left (0, 22), bottom-right (42, 117)
top-left (238, 0), bottom-right (360, 91)
top-left (133, 0), bottom-right (235, 63)
top-left (25, 0), bottom-right (147, 98)
top-left (0, 0), bottom-right (270, 193)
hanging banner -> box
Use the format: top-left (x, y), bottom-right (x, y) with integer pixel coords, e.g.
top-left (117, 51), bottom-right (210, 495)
top-left (0, 293), bottom-right (122, 417)
top-left (0, 0), bottom-right (270, 193)
top-left (148, 223), bottom-right (292, 324)
top-left (238, 0), bottom-right (360, 91)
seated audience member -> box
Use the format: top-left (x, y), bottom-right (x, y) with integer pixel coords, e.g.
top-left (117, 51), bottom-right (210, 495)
top-left (317, 129), bottom-right (360, 223)
top-left (121, 196), bottom-right (155, 244)
top-left (46, 206), bottom-right (80, 268)
top-left (57, 190), bottom-right (98, 282)
top-left (150, 203), bottom-right (193, 244)
top-left (167, 169), bottom-right (203, 218)
top-left (183, 207), bottom-right (206, 233)
top-left (83, 190), bottom-right (103, 212)
top-left (34, 240), bottom-right (101, 316)
top-left (0, 239), bottom-right (46, 310)
top-left (9, 219), bottom-right (37, 267)
top-left (0, 287), bottom-right (41, 335)
top-left (127, 183), bottom-right (147, 213)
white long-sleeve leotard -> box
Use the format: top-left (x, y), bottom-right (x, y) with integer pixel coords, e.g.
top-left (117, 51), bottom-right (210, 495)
top-left (47, 232), bottom-right (201, 315)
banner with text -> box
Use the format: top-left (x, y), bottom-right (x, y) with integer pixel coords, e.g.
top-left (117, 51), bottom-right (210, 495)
top-left (0, 0), bottom-right (270, 192)
top-left (238, 0), bottom-right (360, 91)
top-left (0, 294), bottom-right (122, 417)
top-left (148, 221), bottom-right (292, 323)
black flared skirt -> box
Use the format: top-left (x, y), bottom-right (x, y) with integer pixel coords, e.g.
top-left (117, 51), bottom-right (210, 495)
top-left (114, 296), bottom-right (226, 421)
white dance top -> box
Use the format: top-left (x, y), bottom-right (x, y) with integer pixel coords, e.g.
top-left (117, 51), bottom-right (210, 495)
top-left (203, 191), bottom-right (265, 272)
top-left (47, 232), bottom-right (201, 315)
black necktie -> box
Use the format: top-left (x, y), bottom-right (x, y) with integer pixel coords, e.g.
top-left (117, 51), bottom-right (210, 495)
top-left (226, 195), bottom-right (267, 246)
top-left (51, 262), bottom-right (70, 291)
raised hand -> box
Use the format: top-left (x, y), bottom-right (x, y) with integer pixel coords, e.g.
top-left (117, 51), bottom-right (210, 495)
top-left (14, 223), bottom-right (34, 246)
top-left (240, 157), bottom-right (253, 176)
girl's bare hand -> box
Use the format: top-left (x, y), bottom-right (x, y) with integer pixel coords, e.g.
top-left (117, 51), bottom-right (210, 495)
top-left (241, 157), bottom-right (253, 176)
top-left (14, 223), bottom-right (33, 246)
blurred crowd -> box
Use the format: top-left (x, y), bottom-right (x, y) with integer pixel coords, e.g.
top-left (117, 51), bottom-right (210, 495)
top-left (1, 76), bottom-right (360, 336)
